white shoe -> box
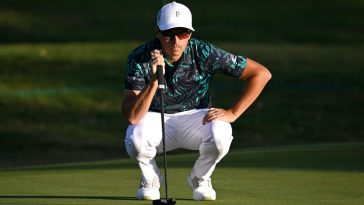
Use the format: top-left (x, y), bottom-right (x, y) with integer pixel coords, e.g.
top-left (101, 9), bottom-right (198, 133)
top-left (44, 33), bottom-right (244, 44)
top-left (188, 176), bottom-right (216, 201)
top-left (136, 176), bottom-right (160, 200)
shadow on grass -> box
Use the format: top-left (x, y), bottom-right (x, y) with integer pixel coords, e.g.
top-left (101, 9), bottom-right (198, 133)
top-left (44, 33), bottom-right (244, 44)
top-left (0, 195), bottom-right (136, 201)
top-left (0, 195), bottom-right (193, 201)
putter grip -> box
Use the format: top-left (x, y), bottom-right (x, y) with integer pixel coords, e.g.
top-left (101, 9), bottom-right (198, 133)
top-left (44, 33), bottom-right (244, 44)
top-left (157, 65), bottom-right (165, 89)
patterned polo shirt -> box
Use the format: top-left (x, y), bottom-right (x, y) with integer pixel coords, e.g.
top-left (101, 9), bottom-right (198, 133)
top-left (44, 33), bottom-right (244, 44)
top-left (125, 38), bottom-right (247, 114)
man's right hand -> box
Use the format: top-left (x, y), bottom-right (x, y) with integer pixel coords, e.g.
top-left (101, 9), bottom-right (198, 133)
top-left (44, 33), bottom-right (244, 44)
top-left (150, 49), bottom-right (165, 82)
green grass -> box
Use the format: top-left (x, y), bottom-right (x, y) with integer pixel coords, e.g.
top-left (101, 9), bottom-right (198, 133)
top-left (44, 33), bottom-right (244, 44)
top-left (0, 0), bottom-right (363, 169)
top-left (1, 2), bottom-right (363, 204)
top-left (1, 143), bottom-right (363, 205)
top-left (1, 42), bottom-right (363, 167)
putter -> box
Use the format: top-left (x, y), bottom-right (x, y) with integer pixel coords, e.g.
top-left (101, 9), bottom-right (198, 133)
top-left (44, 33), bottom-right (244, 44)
top-left (152, 65), bottom-right (176, 205)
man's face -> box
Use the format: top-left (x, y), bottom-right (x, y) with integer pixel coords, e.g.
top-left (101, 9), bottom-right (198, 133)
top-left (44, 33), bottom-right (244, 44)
top-left (156, 27), bottom-right (192, 63)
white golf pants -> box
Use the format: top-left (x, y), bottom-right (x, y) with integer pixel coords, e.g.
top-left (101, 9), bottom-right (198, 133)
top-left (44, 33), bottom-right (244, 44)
top-left (125, 109), bottom-right (233, 183)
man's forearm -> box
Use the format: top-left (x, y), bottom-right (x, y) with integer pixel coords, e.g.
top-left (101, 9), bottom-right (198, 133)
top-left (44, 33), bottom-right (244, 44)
top-left (229, 70), bottom-right (271, 120)
top-left (123, 80), bottom-right (158, 124)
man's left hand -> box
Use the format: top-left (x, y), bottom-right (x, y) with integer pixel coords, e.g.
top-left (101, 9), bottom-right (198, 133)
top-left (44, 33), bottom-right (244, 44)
top-left (203, 108), bottom-right (238, 124)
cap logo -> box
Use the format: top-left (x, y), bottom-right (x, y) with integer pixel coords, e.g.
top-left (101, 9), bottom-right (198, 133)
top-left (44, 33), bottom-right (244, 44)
top-left (176, 11), bottom-right (180, 17)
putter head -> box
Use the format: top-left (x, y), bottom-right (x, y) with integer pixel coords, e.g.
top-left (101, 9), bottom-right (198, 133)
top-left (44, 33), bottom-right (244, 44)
top-left (152, 198), bottom-right (176, 205)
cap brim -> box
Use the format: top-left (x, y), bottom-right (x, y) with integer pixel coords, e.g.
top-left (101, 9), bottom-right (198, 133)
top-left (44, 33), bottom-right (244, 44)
top-left (158, 23), bottom-right (194, 31)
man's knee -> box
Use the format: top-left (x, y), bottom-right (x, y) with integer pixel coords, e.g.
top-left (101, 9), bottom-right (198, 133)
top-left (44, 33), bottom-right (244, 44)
top-left (125, 124), bottom-right (157, 161)
top-left (210, 120), bottom-right (233, 159)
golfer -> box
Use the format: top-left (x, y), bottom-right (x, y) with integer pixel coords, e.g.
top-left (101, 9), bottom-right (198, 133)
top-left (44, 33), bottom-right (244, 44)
top-left (122, 1), bottom-right (271, 201)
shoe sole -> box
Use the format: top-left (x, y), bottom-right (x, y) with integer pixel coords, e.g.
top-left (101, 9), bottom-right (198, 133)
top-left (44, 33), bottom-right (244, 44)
top-left (201, 196), bottom-right (216, 201)
top-left (140, 196), bottom-right (159, 200)
top-left (136, 189), bottom-right (160, 201)
top-left (193, 193), bottom-right (216, 201)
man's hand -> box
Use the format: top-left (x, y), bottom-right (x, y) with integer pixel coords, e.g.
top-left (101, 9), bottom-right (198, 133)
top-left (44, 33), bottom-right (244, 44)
top-left (203, 108), bottom-right (238, 124)
top-left (150, 49), bottom-right (165, 82)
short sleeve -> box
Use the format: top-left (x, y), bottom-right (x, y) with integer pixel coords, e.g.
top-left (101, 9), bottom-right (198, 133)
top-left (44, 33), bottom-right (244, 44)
top-left (209, 45), bottom-right (247, 78)
top-left (124, 53), bottom-right (146, 91)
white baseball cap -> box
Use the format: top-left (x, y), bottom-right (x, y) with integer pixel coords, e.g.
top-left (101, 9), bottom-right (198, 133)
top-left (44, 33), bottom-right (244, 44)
top-left (157, 1), bottom-right (195, 31)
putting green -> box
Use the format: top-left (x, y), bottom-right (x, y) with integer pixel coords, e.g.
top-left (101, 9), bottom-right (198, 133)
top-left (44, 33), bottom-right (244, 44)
top-left (1, 143), bottom-right (363, 205)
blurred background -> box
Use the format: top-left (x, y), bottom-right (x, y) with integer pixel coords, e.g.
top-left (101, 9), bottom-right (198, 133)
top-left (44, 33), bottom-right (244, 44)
top-left (0, 0), bottom-right (363, 168)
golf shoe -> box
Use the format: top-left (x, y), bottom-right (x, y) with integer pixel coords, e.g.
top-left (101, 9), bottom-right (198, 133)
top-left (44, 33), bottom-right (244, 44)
top-left (136, 175), bottom-right (160, 200)
top-left (188, 176), bottom-right (216, 201)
